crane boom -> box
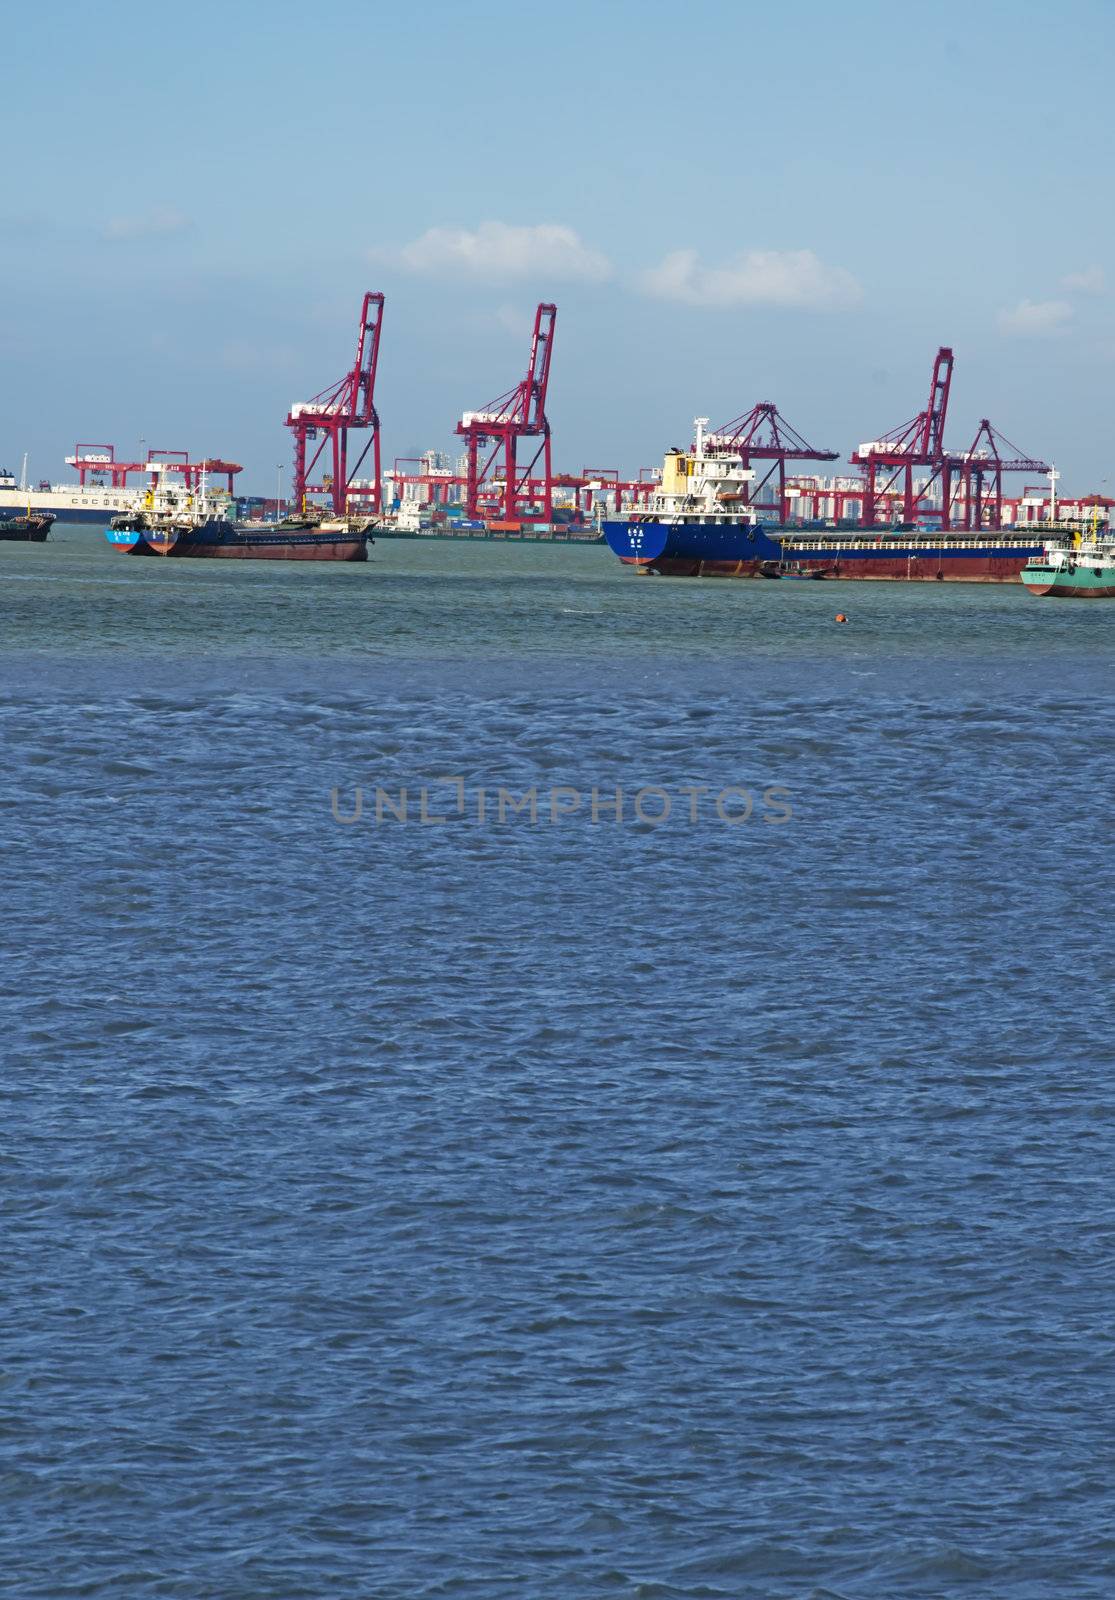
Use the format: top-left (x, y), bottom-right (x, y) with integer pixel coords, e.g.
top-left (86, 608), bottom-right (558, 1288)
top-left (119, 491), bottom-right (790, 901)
top-left (286, 291), bottom-right (385, 516)
top-left (348, 292), bottom-right (384, 426)
top-left (524, 304), bottom-right (556, 429)
top-left (707, 402), bottom-right (838, 521)
top-left (916, 346), bottom-right (954, 456)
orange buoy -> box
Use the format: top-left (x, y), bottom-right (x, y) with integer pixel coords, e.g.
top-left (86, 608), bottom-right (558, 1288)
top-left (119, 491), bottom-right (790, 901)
top-left (835, 612), bottom-right (849, 624)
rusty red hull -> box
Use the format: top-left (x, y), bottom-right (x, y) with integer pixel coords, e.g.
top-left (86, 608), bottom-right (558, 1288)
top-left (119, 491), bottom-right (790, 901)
top-left (792, 552), bottom-right (1030, 582)
top-left (136, 536), bottom-right (368, 561)
top-left (624, 552), bottom-right (1032, 582)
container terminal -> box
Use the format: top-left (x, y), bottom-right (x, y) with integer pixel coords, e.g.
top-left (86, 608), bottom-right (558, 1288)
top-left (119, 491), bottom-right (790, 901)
top-left (3, 293), bottom-right (1110, 567)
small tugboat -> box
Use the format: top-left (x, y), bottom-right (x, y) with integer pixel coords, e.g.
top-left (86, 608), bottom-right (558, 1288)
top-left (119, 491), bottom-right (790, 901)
top-left (106, 474), bottom-right (371, 561)
top-left (0, 510), bottom-right (55, 542)
top-left (1021, 534), bottom-right (1115, 598)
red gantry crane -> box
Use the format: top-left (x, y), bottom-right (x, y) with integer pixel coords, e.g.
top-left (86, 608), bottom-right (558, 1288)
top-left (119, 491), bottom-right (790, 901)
top-left (851, 346), bottom-right (955, 527)
top-left (706, 404), bottom-right (839, 521)
top-left (850, 347), bottom-right (1049, 529)
top-left (286, 291), bottom-right (384, 517)
top-left (456, 302), bottom-right (556, 523)
top-left (947, 421), bottom-right (1050, 530)
top-left (68, 444), bottom-right (242, 495)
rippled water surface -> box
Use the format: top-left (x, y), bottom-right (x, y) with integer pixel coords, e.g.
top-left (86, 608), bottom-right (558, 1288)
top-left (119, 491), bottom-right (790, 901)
top-left (4, 527), bottom-right (1115, 1597)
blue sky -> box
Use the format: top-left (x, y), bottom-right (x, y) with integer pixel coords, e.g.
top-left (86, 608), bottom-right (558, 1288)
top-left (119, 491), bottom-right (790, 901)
top-left (3, 0), bottom-right (1113, 493)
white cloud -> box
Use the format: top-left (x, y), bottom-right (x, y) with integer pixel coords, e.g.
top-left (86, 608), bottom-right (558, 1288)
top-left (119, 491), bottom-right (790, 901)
top-left (377, 221), bottom-right (612, 283)
top-left (1061, 265), bottom-right (1106, 294)
top-left (103, 208), bottom-right (194, 241)
top-left (638, 247), bottom-right (862, 311)
top-left (997, 298), bottom-right (1073, 336)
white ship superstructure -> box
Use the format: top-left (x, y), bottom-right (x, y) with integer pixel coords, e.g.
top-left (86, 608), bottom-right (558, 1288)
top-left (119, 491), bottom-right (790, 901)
top-left (641, 418), bottom-right (757, 525)
top-left (111, 467), bottom-right (233, 532)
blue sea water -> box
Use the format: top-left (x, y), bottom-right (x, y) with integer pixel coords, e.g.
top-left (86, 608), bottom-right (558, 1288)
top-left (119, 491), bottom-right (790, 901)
top-left (3, 527), bottom-right (1115, 1598)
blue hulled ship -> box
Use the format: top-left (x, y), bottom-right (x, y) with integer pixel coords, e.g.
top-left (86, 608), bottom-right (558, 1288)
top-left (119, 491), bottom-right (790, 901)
top-left (603, 418), bottom-right (1053, 583)
top-left (603, 418), bottom-right (784, 578)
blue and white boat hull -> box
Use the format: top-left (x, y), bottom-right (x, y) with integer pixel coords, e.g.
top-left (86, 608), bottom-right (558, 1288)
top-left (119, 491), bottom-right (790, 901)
top-left (603, 518), bottom-right (783, 575)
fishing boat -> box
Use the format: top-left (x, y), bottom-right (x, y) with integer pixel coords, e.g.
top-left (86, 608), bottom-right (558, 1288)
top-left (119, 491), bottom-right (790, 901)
top-left (0, 511), bottom-right (55, 542)
top-left (1021, 535), bottom-right (1115, 598)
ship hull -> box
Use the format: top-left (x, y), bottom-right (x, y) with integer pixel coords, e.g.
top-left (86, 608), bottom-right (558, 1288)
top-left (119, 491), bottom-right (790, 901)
top-left (780, 552), bottom-right (1036, 582)
top-left (642, 556), bottom-right (770, 578)
top-left (1021, 561), bottom-right (1115, 597)
top-left (603, 518), bottom-right (1045, 582)
top-left (604, 517), bottom-right (782, 574)
top-left (1022, 581), bottom-right (1115, 597)
top-left (106, 521), bottom-right (369, 561)
top-left (779, 538), bottom-right (1043, 582)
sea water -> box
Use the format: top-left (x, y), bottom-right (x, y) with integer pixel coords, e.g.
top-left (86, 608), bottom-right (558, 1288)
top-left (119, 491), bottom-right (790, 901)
top-left (2, 526), bottom-right (1113, 1597)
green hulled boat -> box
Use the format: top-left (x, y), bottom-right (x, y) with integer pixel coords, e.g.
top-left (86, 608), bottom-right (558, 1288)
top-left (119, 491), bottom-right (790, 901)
top-left (1021, 538), bottom-right (1115, 598)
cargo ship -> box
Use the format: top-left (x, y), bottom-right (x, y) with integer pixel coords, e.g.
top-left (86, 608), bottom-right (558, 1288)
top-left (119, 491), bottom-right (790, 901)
top-left (602, 419), bottom-right (1053, 583)
top-left (603, 419), bottom-right (779, 576)
top-left (107, 518), bottom-right (371, 560)
top-left (0, 462), bottom-right (135, 524)
top-left (106, 476), bottom-right (371, 561)
top-left (10, 484), bottom-right (137, 524)
top-left (0, 510), bottom-right (55, 542)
